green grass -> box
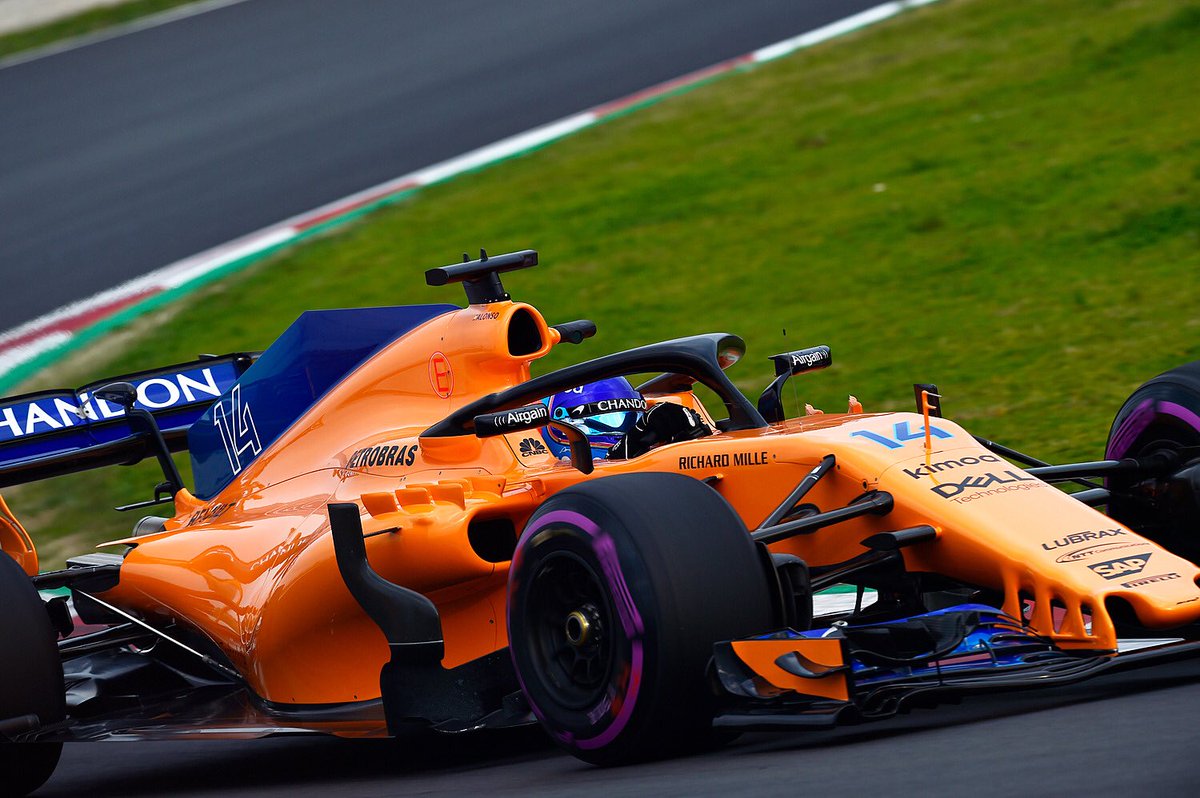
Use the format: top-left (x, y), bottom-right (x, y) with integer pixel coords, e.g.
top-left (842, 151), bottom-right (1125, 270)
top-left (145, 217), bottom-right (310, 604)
top-left (10, 0), bottom-right (1200, 567)
top-left (0, 0), bottom-right (199, 61)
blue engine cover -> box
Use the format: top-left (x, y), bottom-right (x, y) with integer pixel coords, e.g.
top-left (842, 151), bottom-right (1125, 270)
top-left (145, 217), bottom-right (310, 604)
top-left (188, 304), bottom-right (456, 499)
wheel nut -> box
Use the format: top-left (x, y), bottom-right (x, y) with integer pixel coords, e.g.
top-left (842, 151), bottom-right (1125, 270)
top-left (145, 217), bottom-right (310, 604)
top-left (565, 610), bottom-right (591, 646)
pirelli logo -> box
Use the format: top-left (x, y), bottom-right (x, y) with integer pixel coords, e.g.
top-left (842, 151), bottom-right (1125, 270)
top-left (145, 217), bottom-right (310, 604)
top-left (1121, 573), bottom-right (1180, 589)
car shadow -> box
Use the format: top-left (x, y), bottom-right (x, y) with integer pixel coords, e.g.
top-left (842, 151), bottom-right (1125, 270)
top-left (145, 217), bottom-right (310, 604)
top-left (40, 658), bottom-right (1200, 797)
top-left (731, 657), bottom-right (1200, 755)
top-left (42, 725), bottom-right (556, 797)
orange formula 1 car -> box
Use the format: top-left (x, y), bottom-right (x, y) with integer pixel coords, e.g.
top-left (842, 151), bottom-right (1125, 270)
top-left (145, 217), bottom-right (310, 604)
top-left (4, 250), bottom-right (1200, 794)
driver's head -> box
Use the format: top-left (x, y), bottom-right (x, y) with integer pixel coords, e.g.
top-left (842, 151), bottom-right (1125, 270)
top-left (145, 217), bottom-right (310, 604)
top-left (543, 377), bottom-right (645, 459)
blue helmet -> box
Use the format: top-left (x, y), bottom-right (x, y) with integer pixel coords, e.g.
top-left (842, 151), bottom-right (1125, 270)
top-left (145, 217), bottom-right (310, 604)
top-left (542, 378), bottom-right (646, 459)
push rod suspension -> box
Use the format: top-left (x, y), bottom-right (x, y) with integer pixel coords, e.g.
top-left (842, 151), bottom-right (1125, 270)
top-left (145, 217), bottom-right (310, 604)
top-left (808, 525), bottom-right (938, 592)
top-left (972, 436), bottom-right (1047, 468)
top-left (57, 622), bottom-right (147, 657)
top-left (73, 590), bottom-right (242, 682)
top-left (1026, 448), bottom-right (1184, 481)
top-left (753, 491), bottom-right (894, 545)
top-left (1067, 488), bottom-right (1111, 506)
top-left (973, 436), bottom-right (1103, 491)
top-left (1024, 460), bottom-right (1134, 480)
top-left (1022, 450), bottom-right (1183, 511)
top-left (809, 551), bottom-right (896, 594)
top-left (758, 454), bottom-right (836, 530)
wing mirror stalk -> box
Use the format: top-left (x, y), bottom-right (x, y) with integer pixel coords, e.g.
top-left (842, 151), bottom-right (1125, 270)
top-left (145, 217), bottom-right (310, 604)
top-left (473, 404), bottom-right (594, 474)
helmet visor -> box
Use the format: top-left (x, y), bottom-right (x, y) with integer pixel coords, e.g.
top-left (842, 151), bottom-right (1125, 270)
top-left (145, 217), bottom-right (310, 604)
top-left (581, 410), bottom-right (641, 437)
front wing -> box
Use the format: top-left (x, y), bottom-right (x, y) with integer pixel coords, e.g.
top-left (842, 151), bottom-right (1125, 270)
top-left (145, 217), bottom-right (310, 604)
top-left (712, 604), bottom-right (1200, 730)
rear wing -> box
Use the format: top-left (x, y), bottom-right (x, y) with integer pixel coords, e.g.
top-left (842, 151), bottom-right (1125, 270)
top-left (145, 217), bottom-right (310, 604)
top-left (0, 353), bottom-right (255, 488)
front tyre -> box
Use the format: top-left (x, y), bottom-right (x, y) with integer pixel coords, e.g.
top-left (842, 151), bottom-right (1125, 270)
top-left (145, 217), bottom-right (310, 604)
top-left (507, 473), bottom-right (773, 765)
top-left (1107, 360), bottom-right (1200, 563)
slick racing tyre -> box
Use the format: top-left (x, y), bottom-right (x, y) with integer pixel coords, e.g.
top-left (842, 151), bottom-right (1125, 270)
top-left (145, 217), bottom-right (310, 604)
top-left (0, 553), bottom-right (65, 797)
top-left (507, 473), bottom-right (773, 765)
top-left (1107, 359), bottom-right (1200, 564)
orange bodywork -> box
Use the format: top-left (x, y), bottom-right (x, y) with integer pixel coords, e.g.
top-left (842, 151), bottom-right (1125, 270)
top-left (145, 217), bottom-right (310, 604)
top-left (730, 638), bottom-right (849, 701)
top-left (0, 494), bottom-right (38, 576)
top-left (88, 298), bottom-right (1200, 707)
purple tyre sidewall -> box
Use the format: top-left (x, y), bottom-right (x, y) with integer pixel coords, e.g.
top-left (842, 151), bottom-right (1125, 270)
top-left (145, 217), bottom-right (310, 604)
top-left (1108, 388), bottom-right (1200, 461)
top-left (508, 508), bottom-right (646, 752)
top-left (1108, 399), bottom-right (1200, 459)
top-left (1105, 374), bottom-right (1200, 560)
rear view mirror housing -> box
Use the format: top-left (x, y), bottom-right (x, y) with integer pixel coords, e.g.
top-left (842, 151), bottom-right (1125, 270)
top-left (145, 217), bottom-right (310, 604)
top-left (758, 346), bottom-right (832, 423)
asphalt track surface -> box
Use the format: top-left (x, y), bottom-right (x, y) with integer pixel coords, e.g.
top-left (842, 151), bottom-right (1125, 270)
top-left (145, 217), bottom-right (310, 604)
top-left (0, 0), bottom-right (884, 329)
top-left (40, 660), bottom-right (1200, 797)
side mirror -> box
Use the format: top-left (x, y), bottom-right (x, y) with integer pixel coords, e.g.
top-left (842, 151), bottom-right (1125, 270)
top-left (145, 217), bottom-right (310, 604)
top-left (717, 339), bottom-right (745, 370)
top-left (758, 346), bottom-right (832, 423)
top-left (770, 346), bottom-right (832, 378)
top-left (472, 404), bottom-right (594, 474)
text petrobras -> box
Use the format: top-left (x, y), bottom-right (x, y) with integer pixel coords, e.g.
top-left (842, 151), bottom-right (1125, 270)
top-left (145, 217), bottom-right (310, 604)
top-left (348, 442), bottom-right (419, 469)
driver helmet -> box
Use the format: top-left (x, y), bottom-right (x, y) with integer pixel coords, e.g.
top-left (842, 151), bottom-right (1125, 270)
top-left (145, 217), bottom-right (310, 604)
top-left (542, 377), bottom-right (646, 459)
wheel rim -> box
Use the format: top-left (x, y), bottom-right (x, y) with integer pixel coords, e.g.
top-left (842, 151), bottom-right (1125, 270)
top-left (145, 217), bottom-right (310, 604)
top-left (525, 548), bottom-right (617, 710)
top-left (1109, 418), bottom-right (1200, 494)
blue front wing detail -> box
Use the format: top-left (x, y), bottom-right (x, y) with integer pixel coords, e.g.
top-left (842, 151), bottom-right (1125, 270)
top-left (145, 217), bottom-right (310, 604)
top-left (780, 603), bottom-right (1067, 686)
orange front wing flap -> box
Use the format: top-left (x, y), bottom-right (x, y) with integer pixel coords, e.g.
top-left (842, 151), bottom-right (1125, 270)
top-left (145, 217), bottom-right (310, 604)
top-left (727, 638), bottom-right (850, 702)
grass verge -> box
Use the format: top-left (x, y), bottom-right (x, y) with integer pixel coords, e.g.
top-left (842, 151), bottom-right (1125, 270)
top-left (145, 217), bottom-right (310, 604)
top-left (0, 0), bottom-right (199, 61)
top-left (10, 0), bottom-right (1200, 565)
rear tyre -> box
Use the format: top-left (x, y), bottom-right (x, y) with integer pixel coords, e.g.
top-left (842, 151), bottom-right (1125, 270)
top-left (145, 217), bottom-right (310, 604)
top-left (0, 745), bottom-right (61, 798)
top-left (1106, 360), bottom-right (1200, 563)
top-left (507, 473), bottom-right (774, 765)
top-left (0, 552), bottom-right (65, 796)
